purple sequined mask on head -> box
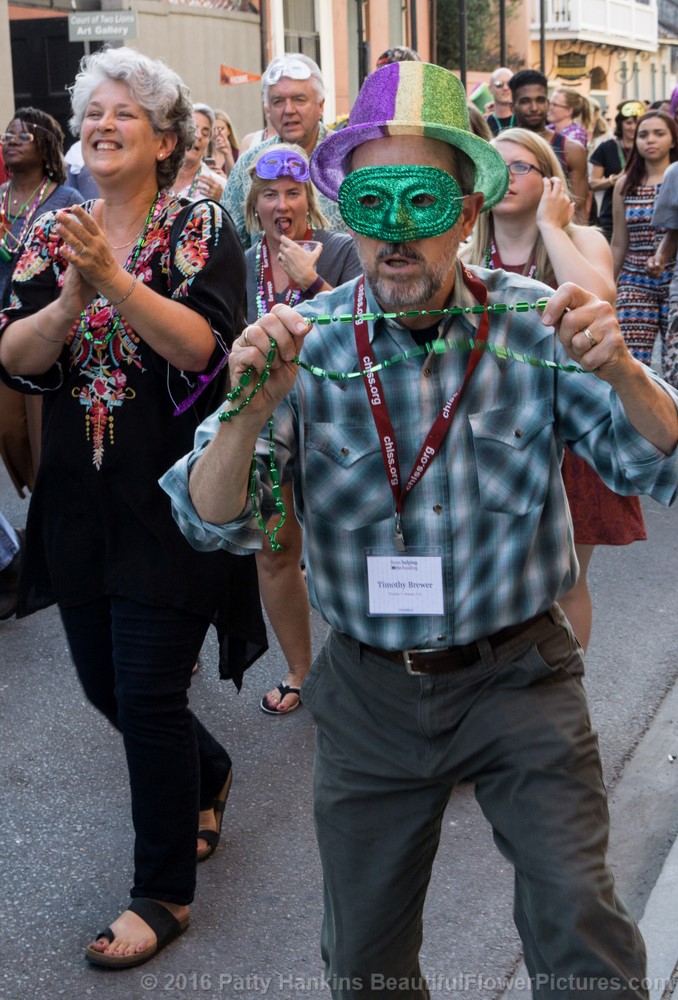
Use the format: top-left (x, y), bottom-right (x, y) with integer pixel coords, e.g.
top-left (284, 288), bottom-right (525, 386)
top-left (255, 149), bottom-right (310, 182)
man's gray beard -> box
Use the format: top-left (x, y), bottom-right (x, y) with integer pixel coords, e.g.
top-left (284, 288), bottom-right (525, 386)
top-left (359, 239), bottom-right (460, 310)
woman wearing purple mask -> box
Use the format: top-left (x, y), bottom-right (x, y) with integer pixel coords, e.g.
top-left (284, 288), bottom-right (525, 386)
top-left (244, 143), bottom-right (361, 715)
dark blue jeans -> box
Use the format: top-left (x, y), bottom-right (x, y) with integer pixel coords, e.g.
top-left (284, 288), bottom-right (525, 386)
top-left (60, 596), bottom-right (232, 905)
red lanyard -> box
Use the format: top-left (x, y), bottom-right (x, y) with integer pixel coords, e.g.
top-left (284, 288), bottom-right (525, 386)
top-left (354, 267), bottom-right (490, 546)
top-left (259, 226), bottom-right (312, 311)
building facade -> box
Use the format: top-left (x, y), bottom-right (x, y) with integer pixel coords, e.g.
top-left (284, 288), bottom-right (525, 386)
top-left (0, 0), bottom-right (433, 149)
top-left (506, 0), bottom-right (678, 112)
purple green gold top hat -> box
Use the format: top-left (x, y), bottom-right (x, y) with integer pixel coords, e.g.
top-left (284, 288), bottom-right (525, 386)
top-left (310, 61), bottom-right (509, 211)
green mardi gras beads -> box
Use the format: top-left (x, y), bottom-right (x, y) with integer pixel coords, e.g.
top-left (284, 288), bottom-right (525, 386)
top-left (217, 299), bottom-right (590, 547)
top-left (217, 299), bottom-right (585, 411)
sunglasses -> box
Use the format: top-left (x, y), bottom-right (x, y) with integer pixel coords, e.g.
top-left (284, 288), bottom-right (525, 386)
top-left (0, 131), bottom-right (36, 145)
top-left (0, 122), bottom-right (53, 145)
top-left (263, 58), bottom-right (313, 86)
top-left (506, 161), bottom-right (544, 176)
top-left (255, 149), bottom-right (310, 182)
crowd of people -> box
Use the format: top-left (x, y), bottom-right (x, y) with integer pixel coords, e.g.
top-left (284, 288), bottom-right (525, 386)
top-left (483, 68), bottom-right (678, 385)
top-left (0, 42), bottom-right (677, 999)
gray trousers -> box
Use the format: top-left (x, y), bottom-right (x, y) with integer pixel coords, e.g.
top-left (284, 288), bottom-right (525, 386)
top-left (301, 606), bottom-right (647, 1000)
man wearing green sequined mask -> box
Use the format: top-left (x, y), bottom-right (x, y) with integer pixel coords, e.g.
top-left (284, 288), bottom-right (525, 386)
top-left (171, 58), bottom-right (678, 1000)
top-left (337, 164), bottom-right (466, 243)
top-left (310, 62), bottom-right (508, 315)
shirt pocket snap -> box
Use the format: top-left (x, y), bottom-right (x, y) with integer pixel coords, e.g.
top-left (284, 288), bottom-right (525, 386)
top-left (305, 422), bottom-right (394, 530)
top-left (468, 399), bottom-right (554, 515)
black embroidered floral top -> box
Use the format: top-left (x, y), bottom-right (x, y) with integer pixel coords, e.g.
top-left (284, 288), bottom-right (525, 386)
top-left (0, 192), bottom-right (266, 684)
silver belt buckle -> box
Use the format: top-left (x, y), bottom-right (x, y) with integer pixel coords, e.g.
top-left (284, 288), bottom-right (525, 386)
top-left (403, 647), bottom-right (439, 676)
top-left (403, 650), bottom-right (422, 675)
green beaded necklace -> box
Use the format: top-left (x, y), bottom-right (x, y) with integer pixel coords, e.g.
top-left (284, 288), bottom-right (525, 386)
top-left (219, 297), bottom-right (586, 422)
top-left (81, 193), bottom-right (160, 348)
top-left (219, 298), bottom-right (588, 549)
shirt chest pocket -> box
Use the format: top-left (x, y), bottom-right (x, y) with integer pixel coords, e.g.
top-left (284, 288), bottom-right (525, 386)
top-left (305, 422), bottom-right (395, 530)
top-left (468, 399), bottom-right (555, 516)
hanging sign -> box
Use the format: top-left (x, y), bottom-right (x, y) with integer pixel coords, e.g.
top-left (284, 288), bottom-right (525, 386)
top-left (68, 11), bottom-right (137, 41)
top-left (556, 52), bottom-right (589, 81)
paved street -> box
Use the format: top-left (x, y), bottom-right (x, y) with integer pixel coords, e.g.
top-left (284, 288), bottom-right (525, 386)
top-left (1, 464), bottom-right (677, 1000)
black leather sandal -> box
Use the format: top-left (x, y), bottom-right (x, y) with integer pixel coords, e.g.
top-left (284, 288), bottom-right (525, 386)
top-left (260, 681), bottom-right (302, 715)
top-left (196, 770), bottom-right (233, 863)
top-left (85, 898), bottom-right (189, 969)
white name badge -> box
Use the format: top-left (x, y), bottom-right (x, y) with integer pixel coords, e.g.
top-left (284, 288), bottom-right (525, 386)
top-left (366, 550), bottom-right (445, 616)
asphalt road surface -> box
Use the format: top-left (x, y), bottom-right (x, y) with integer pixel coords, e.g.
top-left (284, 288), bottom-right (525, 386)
top-left (1, 465), bottom-right (676, 1000)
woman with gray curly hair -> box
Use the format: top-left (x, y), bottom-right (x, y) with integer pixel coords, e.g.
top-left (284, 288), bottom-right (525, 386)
top-left (0, 46), bottom-right (266, 968)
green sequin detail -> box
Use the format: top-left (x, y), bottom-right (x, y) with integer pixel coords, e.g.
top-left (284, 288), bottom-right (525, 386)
top-left (338, 166), bottom-right (464, 241)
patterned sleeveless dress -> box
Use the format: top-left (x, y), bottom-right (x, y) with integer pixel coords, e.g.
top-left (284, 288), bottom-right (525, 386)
top-left (616, 182), bottom-right (673, 367)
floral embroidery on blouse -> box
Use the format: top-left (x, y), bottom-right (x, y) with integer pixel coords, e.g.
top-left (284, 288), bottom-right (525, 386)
top-left (3, 193), bottom-right (221, 470)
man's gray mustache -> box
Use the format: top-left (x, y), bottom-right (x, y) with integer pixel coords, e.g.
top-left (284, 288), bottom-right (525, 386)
top-left (376, 244), bottom-right (424, 263)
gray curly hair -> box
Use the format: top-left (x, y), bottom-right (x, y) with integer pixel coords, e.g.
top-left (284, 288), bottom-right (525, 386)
top-left (68, 46), bottom-right (195, 189)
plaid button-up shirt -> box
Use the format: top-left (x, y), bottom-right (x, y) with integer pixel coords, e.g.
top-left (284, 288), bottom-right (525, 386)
top-left (162, 262), bottom-right (678, 650)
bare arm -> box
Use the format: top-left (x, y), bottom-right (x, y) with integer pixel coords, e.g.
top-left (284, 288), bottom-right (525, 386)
top-left (541, 283), bottom-right (678, 454)
top-left (565, 139), bottom-right (590, 224)
top-left (536, 177), bottom-right (615, 303)
top-left (0, 295), bottom-right (76, 374)
top-left (589, 162), bottom-right (622, 193)
top-left (0, 266), bottom-right (215, 376)
top-left (213, 136), bottom-right (236, 177)
top-left (646, 229), bottom-right (678, 278)
top-left (610, 179), bottom-right (630, 280)
top-left (0, 204), bottom-right (215, 376)
top-left (188, 304), bottom-right (312, 525)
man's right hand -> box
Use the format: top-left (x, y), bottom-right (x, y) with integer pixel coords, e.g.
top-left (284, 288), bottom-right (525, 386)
top-left (188, 305), bottom-right (314, 527)
top-left (225, 304), bottom-right (312, 421)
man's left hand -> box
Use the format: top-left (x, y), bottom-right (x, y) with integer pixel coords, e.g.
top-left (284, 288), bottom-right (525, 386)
top-left (540, 282), bottom-right (632, 382)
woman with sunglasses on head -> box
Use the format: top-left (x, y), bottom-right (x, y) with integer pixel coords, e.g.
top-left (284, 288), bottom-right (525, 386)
top-left (244, 143), bottom-right (361, 715)
top-left (547, 88), bottom-right (591, 149)
top-left (0, 108), bottom-right (82, 303)
top-left (463, 128), bottom-right (646, 650)
top-left (0, 48), bottom-right (267, 967)
top-left (612, 110), bottom-right (678, 379)
top-left (0, 109), bottom-right (82, 498)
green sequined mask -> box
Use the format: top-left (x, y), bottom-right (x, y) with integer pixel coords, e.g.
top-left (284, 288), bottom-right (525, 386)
top-left (338, 165), bottom-right (465, 241)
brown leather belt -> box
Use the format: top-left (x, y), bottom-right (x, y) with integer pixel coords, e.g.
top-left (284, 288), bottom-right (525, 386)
top-left (359, 611), bottom-right (549, 676)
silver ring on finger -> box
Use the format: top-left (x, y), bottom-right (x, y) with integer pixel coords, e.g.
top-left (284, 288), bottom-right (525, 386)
top-left (583, 328), bottom-right (597, 349)
top-left (78, 245), bottom-right (86, 256)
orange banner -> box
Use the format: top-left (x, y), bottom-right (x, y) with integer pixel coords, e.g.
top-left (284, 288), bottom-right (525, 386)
top-left (220, 65), bottom-right (261, 85)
